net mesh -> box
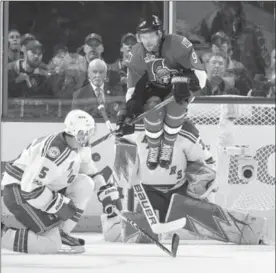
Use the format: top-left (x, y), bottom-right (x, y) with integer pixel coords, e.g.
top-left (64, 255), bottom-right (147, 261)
top-left (187, 101), bottom-right (275, 212)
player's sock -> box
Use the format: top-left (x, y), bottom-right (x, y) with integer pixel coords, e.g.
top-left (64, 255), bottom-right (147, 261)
top-left (1, 226), bottom-right (62, 253)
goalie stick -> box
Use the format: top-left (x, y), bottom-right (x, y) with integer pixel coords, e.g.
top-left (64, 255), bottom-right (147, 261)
top-left (90, 96), bottom-right (175, 148)
top-left (113, 207), bottom-right (180, 258)
top-left (97, 104), bottom-right (187, 234)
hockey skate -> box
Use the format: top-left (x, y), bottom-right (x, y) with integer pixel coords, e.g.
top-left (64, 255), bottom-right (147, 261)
top-left (59, 229), bottom-right (85, 254)
top-left (146, 146), bottom-right (160, 170)
top-left (159, 143), bottom-right (174, 169)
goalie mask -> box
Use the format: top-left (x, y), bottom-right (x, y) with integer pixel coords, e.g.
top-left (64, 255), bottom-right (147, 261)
top-left (64, 110), bottom-right (96, 147)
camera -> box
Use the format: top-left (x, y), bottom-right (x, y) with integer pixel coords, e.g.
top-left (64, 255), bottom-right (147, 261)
top-left (238, 157), bottom-right (257, 183)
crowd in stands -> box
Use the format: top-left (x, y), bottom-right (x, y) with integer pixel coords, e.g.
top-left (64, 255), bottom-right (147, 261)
top-left (5, 1), bottom-right (275, 119)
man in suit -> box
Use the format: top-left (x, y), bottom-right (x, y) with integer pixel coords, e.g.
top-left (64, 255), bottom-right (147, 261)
top-left (72, 58), bottom-right (124, 119)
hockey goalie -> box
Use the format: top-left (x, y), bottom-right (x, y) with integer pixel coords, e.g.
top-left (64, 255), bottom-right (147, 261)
top-left (102, 122), bottom-right (268, 245)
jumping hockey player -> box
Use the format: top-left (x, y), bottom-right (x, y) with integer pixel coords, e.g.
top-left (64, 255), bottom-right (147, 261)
top-left (116, 14), bottom-right (207, 170)
top-left (103, 122), bottom-right (268, 245)
top-left (1, 110), bottom-right (121, 254)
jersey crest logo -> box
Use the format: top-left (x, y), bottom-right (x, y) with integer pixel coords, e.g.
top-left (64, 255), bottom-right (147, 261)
top-left (151, 59), bottom-right (178, 85)
top-left (182, 37), bottom-right (192, 48)
top-left (47, 146), bottom-right (61, 159)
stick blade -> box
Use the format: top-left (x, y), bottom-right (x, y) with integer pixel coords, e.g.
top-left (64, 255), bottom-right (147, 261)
top-left (151, 217), bottom-right (186, 234)
top-left (171, 233), bottom-right (180, 258)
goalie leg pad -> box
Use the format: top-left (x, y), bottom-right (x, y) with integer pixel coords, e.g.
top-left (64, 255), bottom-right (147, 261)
top-left (166, 194), bottom-right (268, 244)
top-left (121, 211), bottom-right (158, 244)
top-left (101, 214), bottom-right (122, 242)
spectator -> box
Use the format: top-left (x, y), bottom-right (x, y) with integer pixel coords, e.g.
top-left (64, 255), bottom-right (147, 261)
top-left (8, 29), bottom-right (21, 63)
top-left (72, 58), bottom-right (123, 118)
top-left (201, 53), bottom-right (240, 96)
top-left (48, 44), bottom-right (86, 98)
top-left (20, 33), bottom-right (36, 55)
top-left (79, 33), bottom-right (104, 65)
top-left (267, 49), bottom-right (275, 98)
top-left (108, 33), bottom-right (137, 93)
top-left (210, 31), bottom-right (252, 96)
top-left (8, 40), bottom-right (53, 98)
top-left (194, 1), bottom-right (271, 80)
top-left (247, 74), bottom-right (275, 97)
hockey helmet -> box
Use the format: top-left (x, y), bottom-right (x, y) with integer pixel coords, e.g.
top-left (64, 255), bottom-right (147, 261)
top-left (136, 15), bottom-right (163, 34)
top-left (64, 109), bottom-right (96, 146)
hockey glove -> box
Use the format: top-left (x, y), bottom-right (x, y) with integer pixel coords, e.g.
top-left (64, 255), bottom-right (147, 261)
top-left (171, 75), bottom-right (192, 105)
top-left (97, 184), bottom-right (121, 218)
top-left (115, 104), bottom-right (135, 137)
top-left (188, 71), bottom-right (201, 92)
top-left (46, 193), bottom-right (78, 221)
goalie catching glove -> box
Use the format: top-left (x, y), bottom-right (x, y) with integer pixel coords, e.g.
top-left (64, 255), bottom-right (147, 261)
top-left (97, 183), bottom-right (121, 218)
top-left (171, 74), bottom-right (194, 105)
top-left (46, 193), bottom-right (78, 221)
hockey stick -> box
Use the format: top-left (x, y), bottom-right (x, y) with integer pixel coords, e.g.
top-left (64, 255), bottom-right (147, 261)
top-left (98, 104), bottom-right (187, 234)
top-left (113, 207), bottom-right (180, 258)
top-left (90, 96), bottom-right (175, 148)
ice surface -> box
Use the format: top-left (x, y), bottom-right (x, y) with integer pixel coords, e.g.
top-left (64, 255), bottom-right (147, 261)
top-left (1, 233), bottom-right (275, 273)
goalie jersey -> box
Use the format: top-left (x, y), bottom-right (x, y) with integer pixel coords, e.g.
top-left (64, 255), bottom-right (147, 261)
top-left (115, 122), bottom-right (215, 191)
top-left (2, 132), bottom-right (98, 211)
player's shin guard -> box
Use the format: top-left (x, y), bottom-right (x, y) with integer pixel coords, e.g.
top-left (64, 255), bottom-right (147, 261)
top-left (166, 194), bottom-right (268, 244)
top-left (1, 226), bottom-right (62, 254)
top-left (143, 97), bottom-right (165, 170)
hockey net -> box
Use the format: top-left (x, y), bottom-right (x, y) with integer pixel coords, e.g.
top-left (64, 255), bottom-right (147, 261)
top-left (186, 99), bottom-right (275, 213)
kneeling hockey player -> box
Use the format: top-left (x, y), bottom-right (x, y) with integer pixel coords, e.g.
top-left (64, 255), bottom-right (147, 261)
top-left (1, 110), bottom-right (121, 254)
top-left (116, 14), bottom-right (207, 170)
top-left (103, 122), bottom-right (268, 245)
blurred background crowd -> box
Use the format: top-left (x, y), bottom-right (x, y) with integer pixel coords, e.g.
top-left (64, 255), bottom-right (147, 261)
top-left (4, 1), bottom-right (275, 120)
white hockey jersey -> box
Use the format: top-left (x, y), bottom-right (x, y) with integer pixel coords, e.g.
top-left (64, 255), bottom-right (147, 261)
top-left (114, 122), bottom-right (215, 191)
top-left (2, 132), bottom-right (98, 210)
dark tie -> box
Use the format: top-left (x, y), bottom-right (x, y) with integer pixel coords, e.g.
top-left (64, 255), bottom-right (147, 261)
top-left (95, 87), bottom-right (105, 105)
